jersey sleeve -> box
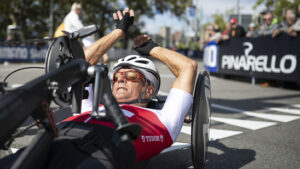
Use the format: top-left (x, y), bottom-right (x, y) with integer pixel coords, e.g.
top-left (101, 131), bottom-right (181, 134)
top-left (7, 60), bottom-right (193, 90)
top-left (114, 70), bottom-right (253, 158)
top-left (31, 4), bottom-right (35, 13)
top-left (158, 88), bottom-right (193, 142)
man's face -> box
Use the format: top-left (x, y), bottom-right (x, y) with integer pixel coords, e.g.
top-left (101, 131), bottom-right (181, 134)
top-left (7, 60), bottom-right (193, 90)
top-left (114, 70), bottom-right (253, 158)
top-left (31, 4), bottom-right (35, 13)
top-left (231, 23), bottom-right (237, 28)
top-left (286, 10), bottom-right (296, 25)
top-left (286, 16), bottom-right (295, 25)
top-left (263, 13), bottom-right (273, 25)
top-left (112, 68), bottom-right (146, 103)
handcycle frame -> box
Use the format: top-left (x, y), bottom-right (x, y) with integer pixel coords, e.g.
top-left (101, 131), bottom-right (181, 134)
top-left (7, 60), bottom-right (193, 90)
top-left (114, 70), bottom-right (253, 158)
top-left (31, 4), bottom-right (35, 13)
top-left (0, 25), bottom-right (211, 169)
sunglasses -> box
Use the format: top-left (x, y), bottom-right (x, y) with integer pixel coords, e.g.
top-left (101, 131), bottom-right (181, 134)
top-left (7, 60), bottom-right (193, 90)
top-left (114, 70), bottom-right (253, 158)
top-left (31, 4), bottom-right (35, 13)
top-left (113, 70), bottom-right (145, 83)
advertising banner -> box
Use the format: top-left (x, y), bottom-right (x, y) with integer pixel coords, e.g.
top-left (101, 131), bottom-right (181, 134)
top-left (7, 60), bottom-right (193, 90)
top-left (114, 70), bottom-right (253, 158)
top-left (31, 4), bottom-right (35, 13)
top-left (0, 46), bottom-right (48, 62)
top-left (204, 41), bottom-right (218, 72)
top-left (204, 34), bottom-right (300, 82)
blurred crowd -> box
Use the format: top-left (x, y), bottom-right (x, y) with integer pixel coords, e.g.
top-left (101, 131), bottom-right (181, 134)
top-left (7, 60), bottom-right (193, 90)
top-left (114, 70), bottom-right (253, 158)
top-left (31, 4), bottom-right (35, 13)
top-left (202, 6), bottom-right (300, 45)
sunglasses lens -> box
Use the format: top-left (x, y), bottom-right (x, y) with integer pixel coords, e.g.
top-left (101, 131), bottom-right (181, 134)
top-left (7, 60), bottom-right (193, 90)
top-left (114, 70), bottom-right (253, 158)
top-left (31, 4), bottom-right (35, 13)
top-left (113, 71), bottom-right (143, 82)
top-left (113, 72), bottom-right (121, 82)
top-left (126, 71), bottom-right (139, 80)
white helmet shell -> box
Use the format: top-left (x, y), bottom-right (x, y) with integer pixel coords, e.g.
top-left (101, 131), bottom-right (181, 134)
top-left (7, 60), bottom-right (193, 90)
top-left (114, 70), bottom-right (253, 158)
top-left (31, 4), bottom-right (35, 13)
top-left (113, 55), bottom-right (160, 96)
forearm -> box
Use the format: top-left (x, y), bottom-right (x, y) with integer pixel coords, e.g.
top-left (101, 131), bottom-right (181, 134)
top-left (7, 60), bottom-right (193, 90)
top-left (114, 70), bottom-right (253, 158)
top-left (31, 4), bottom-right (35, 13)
top-left (150, 47), bottom-right (198, 94)
top-left (84, 29), bottom-right (124, 65)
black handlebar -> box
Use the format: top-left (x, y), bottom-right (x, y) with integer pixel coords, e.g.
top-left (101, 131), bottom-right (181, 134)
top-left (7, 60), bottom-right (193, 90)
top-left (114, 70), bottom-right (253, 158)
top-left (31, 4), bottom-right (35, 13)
top-left (0, 59), bottom-right (89, 146)
top-left (62, 25), bottom-right (98, 40)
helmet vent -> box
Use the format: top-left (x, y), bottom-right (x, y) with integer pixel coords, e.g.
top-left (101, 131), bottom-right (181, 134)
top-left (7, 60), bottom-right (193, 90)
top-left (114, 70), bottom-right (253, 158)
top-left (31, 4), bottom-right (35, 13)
top-left (127, 56), bottom-right (137, 61)
top-left (135, 60), bottom-right (149, 64)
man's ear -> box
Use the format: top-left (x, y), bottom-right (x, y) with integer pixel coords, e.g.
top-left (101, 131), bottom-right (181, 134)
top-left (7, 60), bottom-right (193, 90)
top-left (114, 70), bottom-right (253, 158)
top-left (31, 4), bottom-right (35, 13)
top-left (144, 85), bottom-right (154, 99)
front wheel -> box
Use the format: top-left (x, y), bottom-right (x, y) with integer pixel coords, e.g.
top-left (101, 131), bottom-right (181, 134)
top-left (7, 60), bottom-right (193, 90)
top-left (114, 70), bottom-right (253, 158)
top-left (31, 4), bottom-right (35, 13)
top-left (191, 71), bottom-right (211, 169)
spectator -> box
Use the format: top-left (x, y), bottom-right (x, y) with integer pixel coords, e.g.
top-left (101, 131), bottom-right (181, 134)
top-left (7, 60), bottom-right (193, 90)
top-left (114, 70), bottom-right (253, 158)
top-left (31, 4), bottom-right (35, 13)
top-left (211, 22), bottom-right (221, 32)
top-left (4, 35), bottom-right (14, 47)
top-left (288, 8), bottom-right (300, 34)
top-left (203, 24), bottom-right (222, 44)
top-left (59, 3), bottom-right (94, 47)
top-left (64, 3), bottom-right (83, 33)
top-left (246, 22), bottom-right (258, 38)
top-left (222, 22), bottom-right (231, 40)
top-left (258, 9), bottom-right (279, 36)
top-left (228, 18), bottom-right (246, 38)
top-left (295, 4), bottom-right (300, 31)
top-left (273, 9), bottom-right (299, 37)
top-left (5, 35), bottom-right (12, 42)
top-left (223, 22), bottom-right (231, 35)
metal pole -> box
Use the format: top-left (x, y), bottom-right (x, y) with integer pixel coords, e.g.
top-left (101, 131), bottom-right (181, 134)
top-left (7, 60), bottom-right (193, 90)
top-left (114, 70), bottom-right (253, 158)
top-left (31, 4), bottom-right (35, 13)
top-left (251, 77), bottom-right (256, 85)
top-left (49, 0), bottom-right (54, 37)
top-left (236, 0), bottom-right (241, 25)
top-left (197, 0), bottom-right (204, 46)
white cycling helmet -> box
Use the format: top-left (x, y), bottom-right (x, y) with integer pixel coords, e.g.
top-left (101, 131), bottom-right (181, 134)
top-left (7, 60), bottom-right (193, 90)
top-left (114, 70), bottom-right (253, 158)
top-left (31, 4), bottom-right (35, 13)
top-left (113, 55), bottom-right (161, 97)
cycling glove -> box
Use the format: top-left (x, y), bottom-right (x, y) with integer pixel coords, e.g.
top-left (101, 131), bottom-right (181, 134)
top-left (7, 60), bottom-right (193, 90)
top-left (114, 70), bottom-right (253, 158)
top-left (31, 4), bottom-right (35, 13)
top-left (134, 39), bottom-right (159, 56)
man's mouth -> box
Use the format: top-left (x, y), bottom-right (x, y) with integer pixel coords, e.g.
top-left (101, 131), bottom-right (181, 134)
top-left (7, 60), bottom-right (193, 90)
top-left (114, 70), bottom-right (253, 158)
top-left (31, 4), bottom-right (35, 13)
top-left (117, 87), bottom-right (127, 91)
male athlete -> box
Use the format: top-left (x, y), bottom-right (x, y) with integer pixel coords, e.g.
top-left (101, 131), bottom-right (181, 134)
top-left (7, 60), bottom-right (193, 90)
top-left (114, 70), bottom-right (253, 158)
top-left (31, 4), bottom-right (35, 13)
top-left (62, 8), bottom-right (198, 162)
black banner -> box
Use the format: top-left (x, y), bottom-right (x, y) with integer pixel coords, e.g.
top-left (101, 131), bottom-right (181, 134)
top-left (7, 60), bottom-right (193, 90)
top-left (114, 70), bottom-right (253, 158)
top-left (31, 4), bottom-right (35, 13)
top-left (216, 33), bottom-right (300, 82)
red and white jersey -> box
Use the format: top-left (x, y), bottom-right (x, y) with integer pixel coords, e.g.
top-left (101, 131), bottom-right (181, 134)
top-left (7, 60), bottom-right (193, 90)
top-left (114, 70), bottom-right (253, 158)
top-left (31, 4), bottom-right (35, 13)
top-left (63, 88), bottom-right (193, 161)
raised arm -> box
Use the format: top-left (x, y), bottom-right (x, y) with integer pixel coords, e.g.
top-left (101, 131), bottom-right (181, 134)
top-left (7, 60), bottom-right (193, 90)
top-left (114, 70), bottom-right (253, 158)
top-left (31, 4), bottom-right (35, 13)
top-left (84, 29), bottom-right (123, 65)
top-left (133, 35), bottom-right (198, 94)
top-left (84, 8), bottom-right (134, 65)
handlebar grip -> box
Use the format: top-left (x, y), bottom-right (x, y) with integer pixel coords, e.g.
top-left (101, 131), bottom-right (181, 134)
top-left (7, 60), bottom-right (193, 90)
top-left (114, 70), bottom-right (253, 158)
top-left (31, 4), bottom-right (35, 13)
top-left (102, 92), bottom-right (128, 127)
top-left (102, 92), bottom-right (142, 141)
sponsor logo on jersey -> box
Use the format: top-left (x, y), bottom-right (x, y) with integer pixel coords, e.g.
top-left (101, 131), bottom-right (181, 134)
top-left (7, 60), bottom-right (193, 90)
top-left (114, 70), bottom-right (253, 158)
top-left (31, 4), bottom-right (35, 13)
top-left (140, 135), bottom-right (164, 143)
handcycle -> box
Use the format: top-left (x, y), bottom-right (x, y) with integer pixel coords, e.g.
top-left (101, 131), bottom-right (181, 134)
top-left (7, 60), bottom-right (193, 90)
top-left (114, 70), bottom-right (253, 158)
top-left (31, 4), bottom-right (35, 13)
top-left (0, 25), bottom-right (211, 169)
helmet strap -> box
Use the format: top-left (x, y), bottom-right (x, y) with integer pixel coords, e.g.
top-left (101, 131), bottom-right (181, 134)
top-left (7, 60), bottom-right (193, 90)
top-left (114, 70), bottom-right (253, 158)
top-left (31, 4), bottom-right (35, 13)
top-left (137, 80), bottom-right (151, 103)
